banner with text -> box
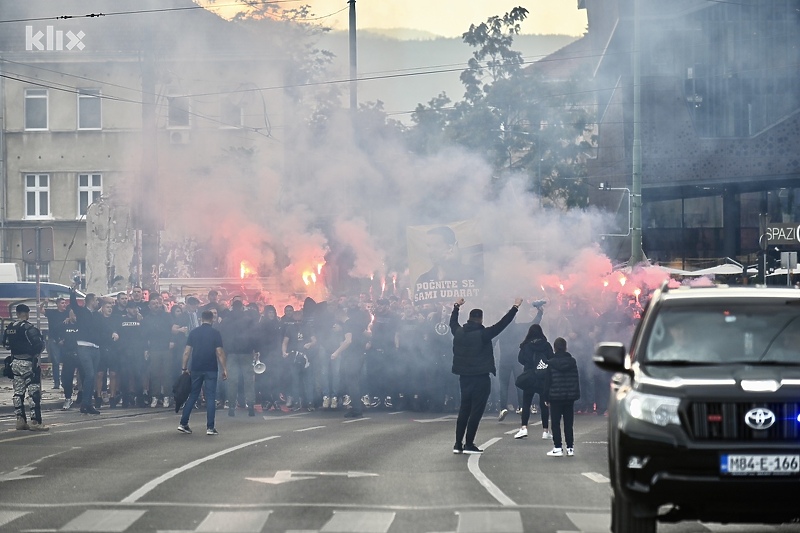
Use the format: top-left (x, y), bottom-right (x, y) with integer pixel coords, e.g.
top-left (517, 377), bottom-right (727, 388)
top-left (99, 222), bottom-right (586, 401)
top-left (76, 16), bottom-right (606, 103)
top-left (407, 220), bottom-right (484, 305)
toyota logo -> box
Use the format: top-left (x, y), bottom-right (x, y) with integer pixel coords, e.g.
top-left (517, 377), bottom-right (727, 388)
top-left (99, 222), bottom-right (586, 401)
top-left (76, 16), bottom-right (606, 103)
top-left (744, 408), bottom-right (776, 430)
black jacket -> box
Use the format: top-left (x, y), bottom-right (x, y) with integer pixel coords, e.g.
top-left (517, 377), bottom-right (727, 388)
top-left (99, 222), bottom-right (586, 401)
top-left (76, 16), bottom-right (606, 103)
top-left (518, 337), bottom-right (553, 370)
top-left (543, 350), bottom-right (581, 402)
top-left (450, 305), bottom-right (517, 376)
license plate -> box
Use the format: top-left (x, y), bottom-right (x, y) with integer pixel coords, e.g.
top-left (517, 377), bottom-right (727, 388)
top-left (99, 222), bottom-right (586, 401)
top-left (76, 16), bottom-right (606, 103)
top-left (721, 454), bottom-right (800, 476)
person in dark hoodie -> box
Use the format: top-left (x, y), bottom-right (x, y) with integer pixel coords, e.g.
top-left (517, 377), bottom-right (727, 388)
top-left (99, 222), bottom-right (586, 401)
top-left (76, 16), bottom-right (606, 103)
top-left (220, 299), bottom-right (258, 417)
top-left (70, 288), bottom-right (102, 414)
top-left (543, 336), bottom-right (581, 457)
top-left (450, 296), bottom-right (522, 455)
top-left (513, 323), bottom-right (554, 440)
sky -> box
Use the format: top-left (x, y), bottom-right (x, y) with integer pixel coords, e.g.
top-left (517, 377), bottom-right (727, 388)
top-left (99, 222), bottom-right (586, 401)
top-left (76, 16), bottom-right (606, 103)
top-left (205, 1), bottom-right (588, 37)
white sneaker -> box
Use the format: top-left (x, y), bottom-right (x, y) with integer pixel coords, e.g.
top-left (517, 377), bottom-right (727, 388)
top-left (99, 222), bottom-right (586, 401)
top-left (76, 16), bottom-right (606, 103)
top-left (330, 397), bottom-right (338, 409)
top-left (498, 408), bottom-right (508, 422)
top-left (342, 395), bottom-right (351, 406)
top-left (322, 396), bottom-right (330, 409)
top-left (566, 447), bottom-right (574, 457)
top-left (285, 396), bottom-right (293, 408)
top-left (547, 447), bottom-right (564, 457)
top-left (542, 430), bottom-right (553, 439)
top-left (150, 397), bottom-right (159, 408)
top-left (162, 397), bottom-right (170, 408)
top-left (514, 427), bottom-right (528, 439)
top-left (62, 398), bottom-right (73, 410)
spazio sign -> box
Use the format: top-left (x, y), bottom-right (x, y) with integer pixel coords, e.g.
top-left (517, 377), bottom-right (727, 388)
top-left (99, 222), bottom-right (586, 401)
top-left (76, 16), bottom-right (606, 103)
top-left (765, 223), bottom-right (800, 246)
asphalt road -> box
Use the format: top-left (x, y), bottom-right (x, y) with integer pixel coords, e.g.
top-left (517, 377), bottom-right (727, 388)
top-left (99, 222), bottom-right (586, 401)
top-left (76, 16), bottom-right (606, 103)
top-left (1, 405), bottom-right (799, 533)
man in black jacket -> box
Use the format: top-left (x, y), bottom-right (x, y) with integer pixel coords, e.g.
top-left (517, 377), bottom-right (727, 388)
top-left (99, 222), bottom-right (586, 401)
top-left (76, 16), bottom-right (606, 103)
top-left (543, 337), bottom-right (581, 457)
top-left (71, 289), bottom-right (102, 414)
top-left (450, 296), bottom-right (522, 454)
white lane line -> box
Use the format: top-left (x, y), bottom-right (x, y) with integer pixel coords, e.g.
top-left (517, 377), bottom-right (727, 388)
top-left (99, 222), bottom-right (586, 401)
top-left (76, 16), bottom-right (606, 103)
top-left (0, 433), bottom-right (51, 443)
top-left (120, 435), bottom-right (280, 503)
top-left (56, 427), bottom-right (103, 434)
top-left (456, 510), bottom-right (523, 533)
top-left (320, 511), bottom-right (395, 533)
top-left (295, 426), bottom-right (326, 432)
top-left (0, 511), bottom-right (28, 528)
top-left (415, 416), bottom-right (457, 423)
top-left (387, 411), bottom-right (406, 415)
top-left (194, 510), bottom-right (271, 532)
top-left (60, 510), bottom-right (146, 532)
top-left (467, 438), bottom-right (517, 507)
top-left (582, 472), bottom-right (610, 483)
top-left (565, 512), bottom-right (610, 532)
top-left (343, 417), bottom-right (370, 424)
top-left (105, 423), bottom-right (127, 427)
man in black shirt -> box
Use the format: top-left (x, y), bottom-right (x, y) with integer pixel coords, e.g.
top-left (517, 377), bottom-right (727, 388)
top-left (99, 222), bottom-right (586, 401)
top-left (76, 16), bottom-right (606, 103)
top-left (71, 289), bottom-right (102, 415)
top-left (117, 303), bottom-right (147, 407)
top-left (39, 297), bottom-right (69, 390)
top-left (142, 296), bottom-right (174, 408)
top-left (178, 310), bottom-right (227, 435)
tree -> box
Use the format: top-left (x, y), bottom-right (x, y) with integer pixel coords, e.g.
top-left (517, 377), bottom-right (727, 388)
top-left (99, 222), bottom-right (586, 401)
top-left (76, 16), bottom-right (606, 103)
top-left (408, 7), bottom-right (595, 209)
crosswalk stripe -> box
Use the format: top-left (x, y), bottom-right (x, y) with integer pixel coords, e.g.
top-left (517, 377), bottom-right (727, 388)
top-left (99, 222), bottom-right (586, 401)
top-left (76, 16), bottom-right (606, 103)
top-left (0, 511), bottom-right (28, 528)
top-left (195, 511), bottom-right (271, 532)
top-left (319, 511), bottom-right (395, 533)
top-left (565, 512), bottom-right (610, 532)
top-left (60, 510), bottom-right (146, 532)
top-left (456, 511), bottom-right (523, 533)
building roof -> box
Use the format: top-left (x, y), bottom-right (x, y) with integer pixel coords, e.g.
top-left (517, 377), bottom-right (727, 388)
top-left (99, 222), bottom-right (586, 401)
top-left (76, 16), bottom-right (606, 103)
top-left (526, 35), bottom-right (594, 81)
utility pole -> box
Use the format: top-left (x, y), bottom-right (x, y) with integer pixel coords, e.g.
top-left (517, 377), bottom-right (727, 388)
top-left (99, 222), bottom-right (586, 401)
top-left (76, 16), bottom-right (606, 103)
top-left (630, 0), bottom-right (645, 265)
top-left (348, 0), bottom-right (358, 112)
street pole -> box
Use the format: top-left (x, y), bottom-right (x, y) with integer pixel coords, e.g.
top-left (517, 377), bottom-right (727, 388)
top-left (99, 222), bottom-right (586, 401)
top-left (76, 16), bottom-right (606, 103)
top-left (630, 0), bottom-right (644, 265)
top-left (348, 0), bottom-right (357, 112)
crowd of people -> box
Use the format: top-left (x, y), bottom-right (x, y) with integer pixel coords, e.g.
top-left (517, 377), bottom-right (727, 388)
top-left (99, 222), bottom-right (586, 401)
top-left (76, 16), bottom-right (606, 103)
top-left (34, 285), bottom-right (637, 424)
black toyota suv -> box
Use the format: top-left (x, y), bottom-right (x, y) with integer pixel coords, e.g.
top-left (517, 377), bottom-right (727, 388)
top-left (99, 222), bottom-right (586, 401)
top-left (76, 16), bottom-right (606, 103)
top-left (595, 283), bottom-right (800, 532)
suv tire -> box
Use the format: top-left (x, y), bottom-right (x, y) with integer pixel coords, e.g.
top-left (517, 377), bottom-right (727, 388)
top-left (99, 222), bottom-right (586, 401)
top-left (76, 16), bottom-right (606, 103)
top-left (612, 492), bottom-right (656, 533)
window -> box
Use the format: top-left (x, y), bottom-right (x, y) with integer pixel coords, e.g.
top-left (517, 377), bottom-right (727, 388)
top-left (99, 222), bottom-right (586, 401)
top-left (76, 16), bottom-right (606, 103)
top-left (25, 262), bottom-right (50, 282)
top-left (78, 88), bottom-right (101, 130)
top-left (220, 99), bottom-right (243, 128)
top-left (25, 174), bottom-right (50, 219)
top-left (167, 96), bottom-right (190, 128)
top-left (78, 173), bottom-right (102, 216)
top-left (24, 89), bottom-right (48, 130)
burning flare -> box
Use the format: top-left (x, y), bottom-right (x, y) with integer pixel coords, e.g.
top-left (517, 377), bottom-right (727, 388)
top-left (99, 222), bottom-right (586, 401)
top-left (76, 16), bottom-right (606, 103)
top-left (240, 260), bottom-right (257, 279)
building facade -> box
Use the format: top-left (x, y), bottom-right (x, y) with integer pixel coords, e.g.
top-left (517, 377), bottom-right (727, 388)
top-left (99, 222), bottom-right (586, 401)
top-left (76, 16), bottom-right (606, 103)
top-left (0, 0), bottom-right (286, 291)
top-left (581, 0), bottom-right (800, 270)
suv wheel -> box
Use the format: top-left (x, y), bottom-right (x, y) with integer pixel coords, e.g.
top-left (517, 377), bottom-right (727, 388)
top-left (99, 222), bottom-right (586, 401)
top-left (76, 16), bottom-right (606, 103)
top-left (612, 492), bottom-right (656, 533)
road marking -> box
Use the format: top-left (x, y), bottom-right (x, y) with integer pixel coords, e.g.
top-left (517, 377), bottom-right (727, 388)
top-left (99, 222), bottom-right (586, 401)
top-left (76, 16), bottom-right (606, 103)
top-left (565, 512), bottom-right (610, 532)
top-left (0, 466), bottom-right (42, 483)
top-left (467, 438), bottom-right (517, 507)
top-left (414, 416), bottom-right (457, 423)
top-left (387, 411), bottom-right (406, 415)
top-left (295, 426), bottom-right (326, 432)
top-left (175, 510), bottom-right (272, 532)
top-left (0, 511), bottom-right (28, 528)
top-left (105, 423), bottom-right (127, 427)
top-left (343, 417), bottom-right (370, 424)
top-left (582, 472), bottom-right (610, 483)
top-left (0, 432), bottom-right (51, 442)
top-left (248, 471), bottom-right (379, 485)
top-left (121, 435), bottom-right (281, 503)
top-left (319, 511), bottom-right (395, 533)
top-left (60, 510), bottom-right (145, 532)
top-left (456, 510), bottom-right (522, 532)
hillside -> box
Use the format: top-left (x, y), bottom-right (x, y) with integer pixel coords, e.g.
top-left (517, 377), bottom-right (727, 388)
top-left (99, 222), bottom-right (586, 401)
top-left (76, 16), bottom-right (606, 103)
top-left (317, 31), bottom-right (580, 121)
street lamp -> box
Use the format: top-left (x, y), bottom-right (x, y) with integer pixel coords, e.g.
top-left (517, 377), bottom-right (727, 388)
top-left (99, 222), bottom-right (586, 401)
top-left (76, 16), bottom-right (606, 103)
top-left (598, 183), bottom-right (632, 237)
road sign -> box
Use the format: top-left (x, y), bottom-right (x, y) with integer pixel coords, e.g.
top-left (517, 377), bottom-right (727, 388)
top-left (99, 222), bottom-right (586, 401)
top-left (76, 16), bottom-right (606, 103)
top-left (21, 227), bottom-right (54, 263)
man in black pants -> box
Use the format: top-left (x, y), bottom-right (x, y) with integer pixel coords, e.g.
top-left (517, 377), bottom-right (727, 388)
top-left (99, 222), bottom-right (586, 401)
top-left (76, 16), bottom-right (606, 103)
top-left (450, 296), bottom-right (522, 454)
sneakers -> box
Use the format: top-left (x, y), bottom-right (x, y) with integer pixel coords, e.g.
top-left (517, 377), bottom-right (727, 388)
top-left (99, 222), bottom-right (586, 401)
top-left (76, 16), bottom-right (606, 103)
top-left (531, 405), bottom-right (538, 414)
top-left (285, 396), bottom-right (294, 408)
top-left (566, 447), bottom-right (575, 457)
top-left (29, 421), bottom-right (49, 431)
top-left (463, 444), bottom-right (483, 454)
top-left (498, 408), bottom-right (508, 422)
top-left (206, 428), bottom-right (219, 436)
top-left (343, 394), bottom-right (351, 407)
top-left (542, 430), bottom-right (553, 439)
top-left (80, 406), bottom-right (101, 415)
top-left (370, 396), bottom-right (381, 408)
top-left (547, 447), bottom-right (564, 457)
top-left (16, 418), bottom-right (29, 430)
top-left (322, 396), bottom-right (330, 409)
top-left (162, 397), bottom-right (170, 408)
top-left (177, 424), bottom-right (192, 434)
top-left (453, 443), bottom-right (463, 454)
top-left (515, 407), bottom-right (523, 415)
top-left (514, 427), bottom-right (528, 439)
top-left (384, 396), bottom-right (393, 409)
top-left (330, 396), bottom-right (338, 409)
top-left (150, 396), bottom-right (159, 408)
top-left (62, 398), bottom-right (73, 410)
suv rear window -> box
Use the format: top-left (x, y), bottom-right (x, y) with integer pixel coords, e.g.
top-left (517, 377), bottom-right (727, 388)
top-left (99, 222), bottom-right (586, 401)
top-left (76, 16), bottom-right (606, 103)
top-left (644, 303), bottom-right (800, 365)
